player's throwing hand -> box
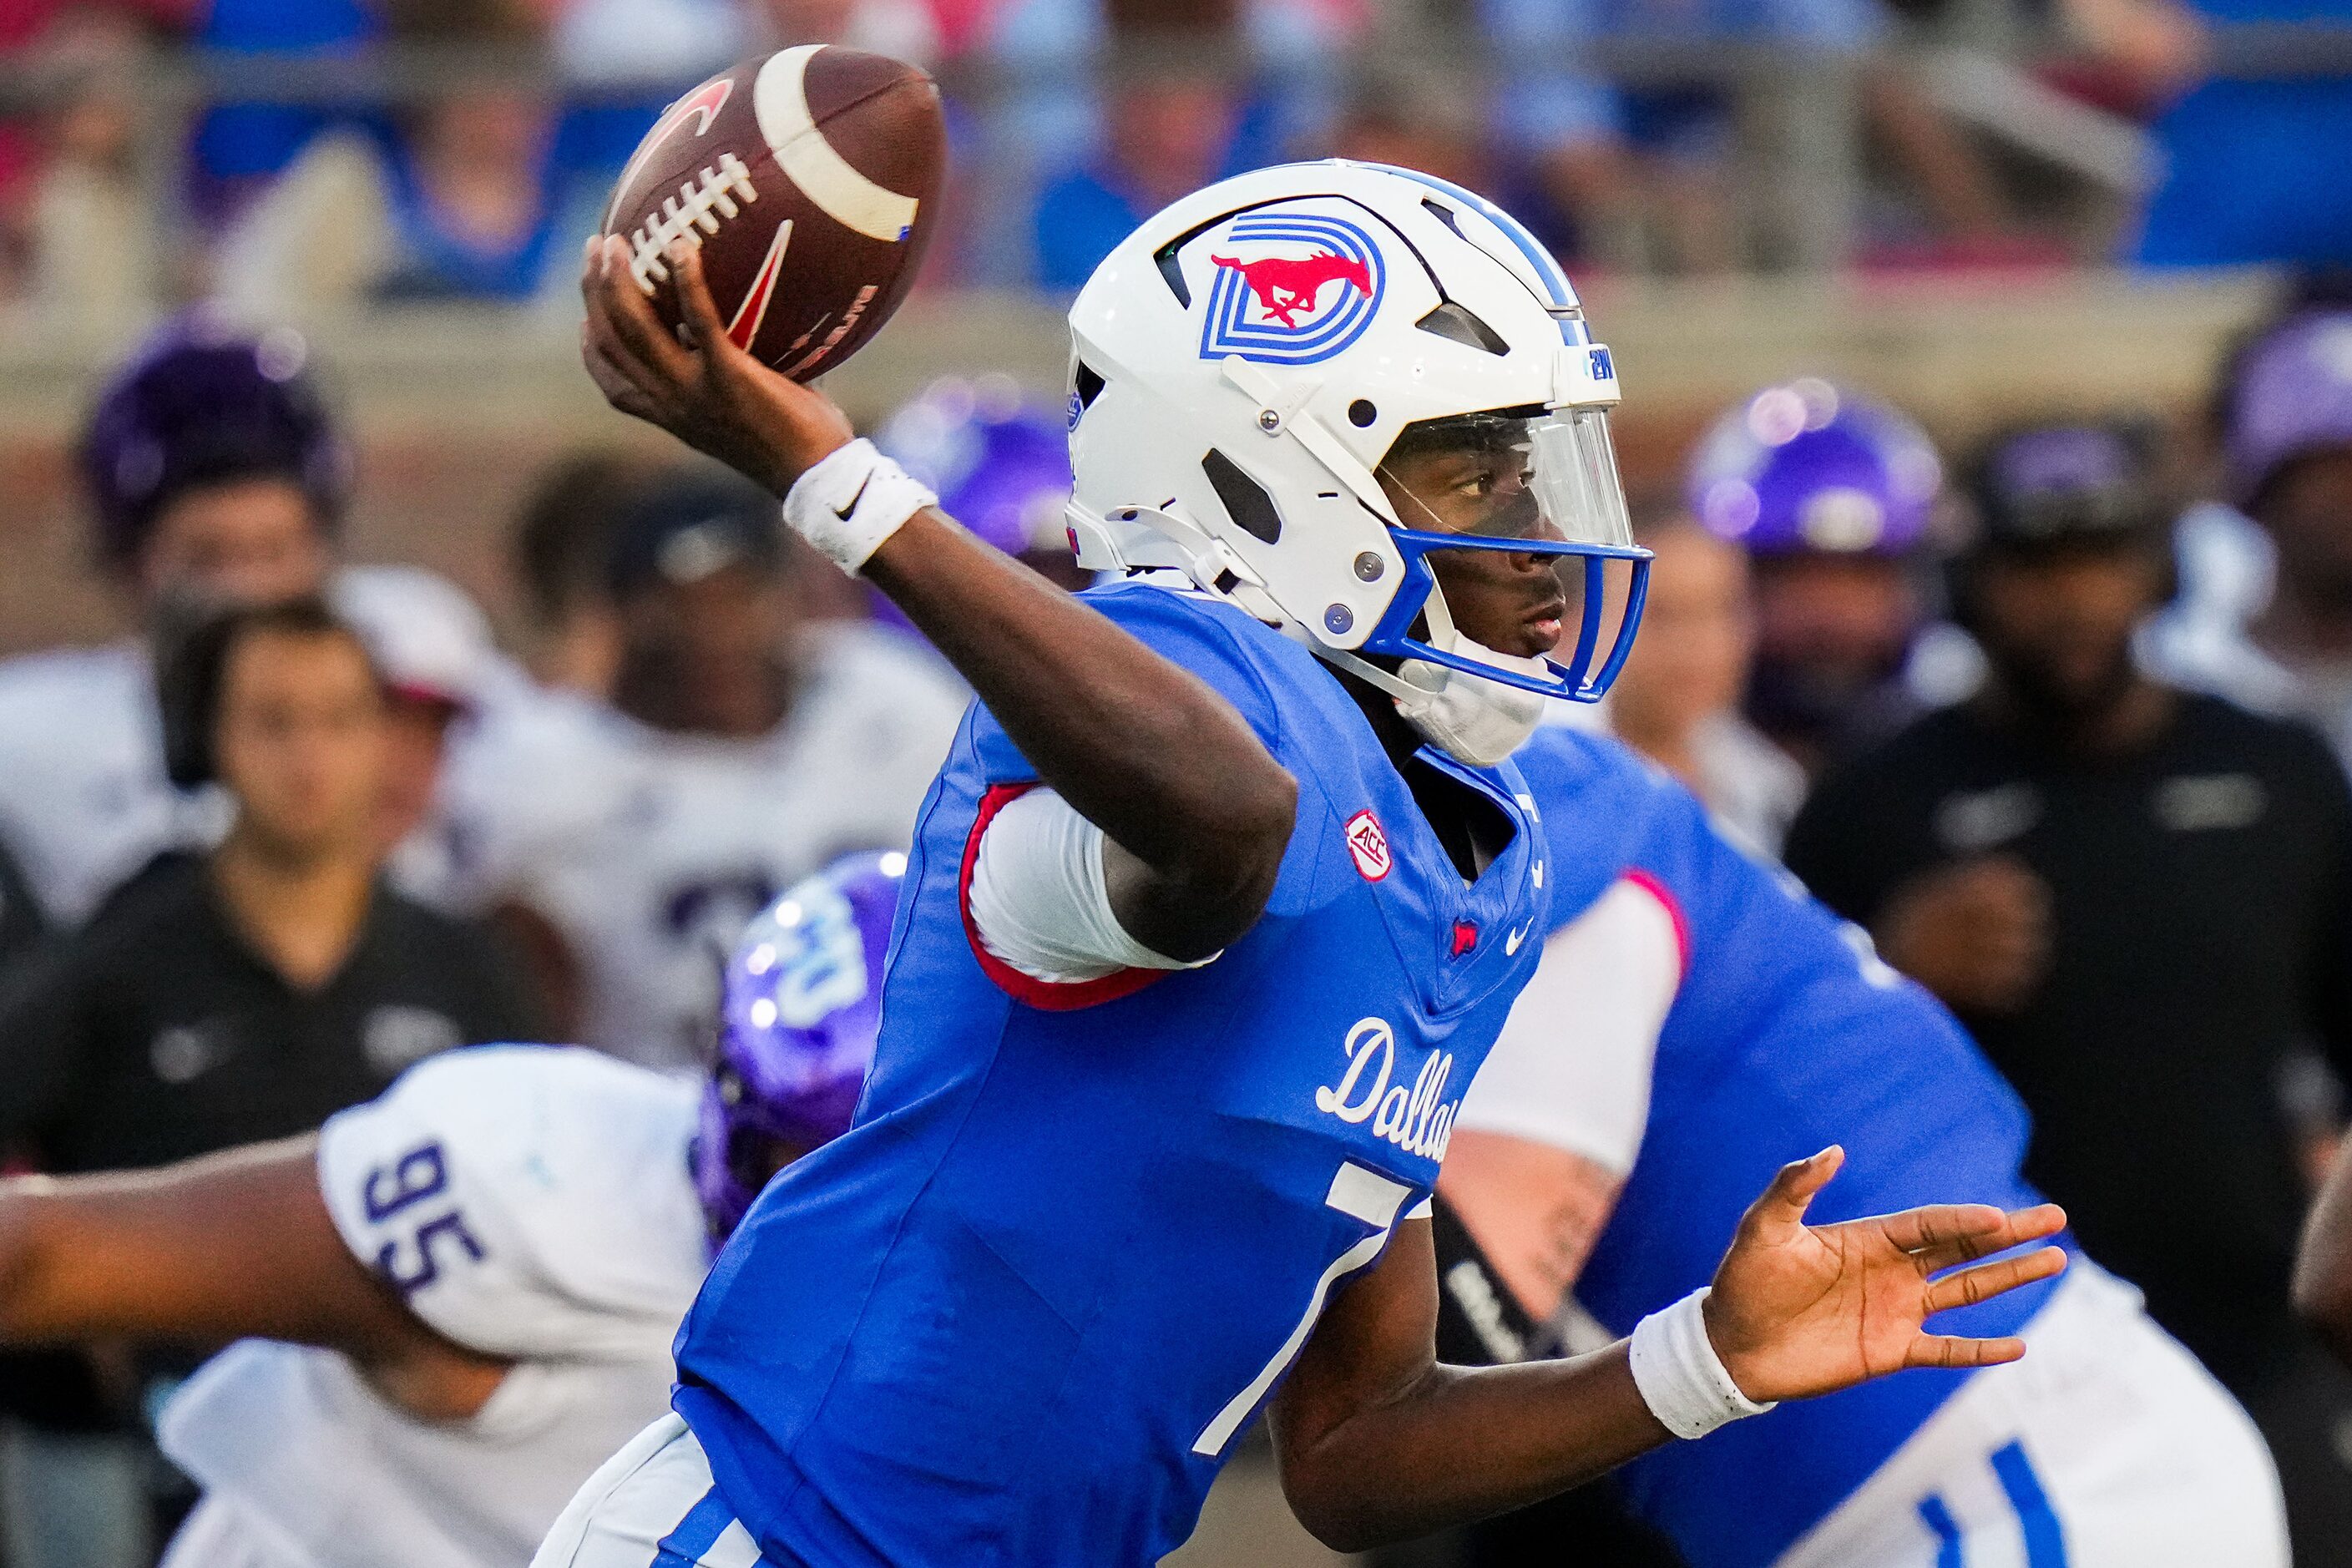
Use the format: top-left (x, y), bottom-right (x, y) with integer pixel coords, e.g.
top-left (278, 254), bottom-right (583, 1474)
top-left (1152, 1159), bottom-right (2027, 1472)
top-left (1703, 1146), bottom-right (2068, 1403)
top-left (579, 235), bottom-right (852, 497)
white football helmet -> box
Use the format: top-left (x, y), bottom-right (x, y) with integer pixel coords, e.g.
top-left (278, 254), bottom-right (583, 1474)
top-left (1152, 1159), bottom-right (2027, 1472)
top-left (1062, 160), bottom-right (1650, 716)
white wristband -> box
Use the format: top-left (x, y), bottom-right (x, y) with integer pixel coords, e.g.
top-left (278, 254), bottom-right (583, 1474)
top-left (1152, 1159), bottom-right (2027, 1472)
top-left (781, 438), bottom-right (937, 574)
top-left (1627, 1288), bottom-right (1776, 1439)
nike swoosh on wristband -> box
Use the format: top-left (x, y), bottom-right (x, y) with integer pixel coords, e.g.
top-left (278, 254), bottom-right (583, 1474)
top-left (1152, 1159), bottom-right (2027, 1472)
top-left (833, 473), bottom-right (873, 522)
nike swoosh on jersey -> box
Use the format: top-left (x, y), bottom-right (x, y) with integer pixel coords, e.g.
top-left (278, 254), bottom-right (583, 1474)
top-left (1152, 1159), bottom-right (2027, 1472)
top-left (1505, 923), bottom-right (1529, 955)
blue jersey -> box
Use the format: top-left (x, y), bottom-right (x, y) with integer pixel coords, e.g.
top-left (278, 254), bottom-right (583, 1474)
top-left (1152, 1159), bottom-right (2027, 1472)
top-left (1514, 730), bottom-right (2065, 1568)
top-left (674, 582), bottom-right (1548, 1567)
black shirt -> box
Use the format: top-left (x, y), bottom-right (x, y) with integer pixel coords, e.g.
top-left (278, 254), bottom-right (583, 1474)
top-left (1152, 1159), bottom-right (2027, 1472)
top-left (0, 855), bottom-right (539, 1174)
top-left (0, 832), bottom-right (48, 979)
top-left (1784, 691), bottom-right (2352, 1378)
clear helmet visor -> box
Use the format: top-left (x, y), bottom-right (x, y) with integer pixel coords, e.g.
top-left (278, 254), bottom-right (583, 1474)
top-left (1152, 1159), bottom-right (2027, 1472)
top-left (1368, 407), bottom-right (1649, 704)
top-left (1377, 407), bottom-right (1636, 549)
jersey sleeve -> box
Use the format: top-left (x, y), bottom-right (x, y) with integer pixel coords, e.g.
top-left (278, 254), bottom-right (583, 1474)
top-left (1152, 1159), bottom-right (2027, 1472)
top-left (1453, 876), bottom-right (1686, 1175)
top-left (967, 787), bottom-right (1215, 986)
top-left (953, 584), bottom-right (1308, 1006)
top-left (969, 584), bottom-right (1287, 773)
top-left (314, 1045), bottom-right (708, 1361)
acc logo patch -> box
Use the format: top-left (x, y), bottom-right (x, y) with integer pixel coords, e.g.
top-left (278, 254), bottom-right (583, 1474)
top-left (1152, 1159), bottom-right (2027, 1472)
top-left (1198, 202), bottom-right (1385, 366)
top-left (1344, 809), bottom-right (1393, 881)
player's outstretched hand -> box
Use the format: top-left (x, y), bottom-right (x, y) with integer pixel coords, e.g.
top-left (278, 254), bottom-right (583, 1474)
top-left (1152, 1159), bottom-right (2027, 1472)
top-left (579, 235), bottom-right (853, 496)
top-left (1702, 1147), bottom-right (2066, 1404)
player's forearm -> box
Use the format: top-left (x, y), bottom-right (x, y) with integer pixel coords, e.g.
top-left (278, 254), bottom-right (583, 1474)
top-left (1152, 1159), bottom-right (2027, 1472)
top-left (1275, 1345), bottom-right (1668, 1550)
top-left (0, 1179), bottom-right (75, 1341)
top-left (866, 513), bottom-right (1295, 951)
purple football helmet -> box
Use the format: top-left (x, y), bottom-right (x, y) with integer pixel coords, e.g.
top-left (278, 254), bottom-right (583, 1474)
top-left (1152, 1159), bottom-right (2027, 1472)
top-left (1686, 380), bottom-right (1942, 558)
top-left (876, 377), bottom-right (1074, 558)
top-left (696, 850), bottom-right (906, 1242)
top-left (2224, 311), bottom-right (2352, 503)
top-left (77, 311), bottom-right (350, 565)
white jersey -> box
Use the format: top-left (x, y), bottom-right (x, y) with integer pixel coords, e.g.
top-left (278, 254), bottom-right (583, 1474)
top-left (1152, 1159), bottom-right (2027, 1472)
top-left (0, 565), bottom-right (518, 927)
top-left (463, 621), bottom-right (968, 1072)
top-left (0, 640), bottom-right (213, 926)
top-left (157, 1045), bottom-right (707, 1568)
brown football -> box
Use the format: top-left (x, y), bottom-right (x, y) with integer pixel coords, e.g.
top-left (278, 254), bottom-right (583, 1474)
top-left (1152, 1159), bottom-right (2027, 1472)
top-left (601, 46), bottom-right (945, 381)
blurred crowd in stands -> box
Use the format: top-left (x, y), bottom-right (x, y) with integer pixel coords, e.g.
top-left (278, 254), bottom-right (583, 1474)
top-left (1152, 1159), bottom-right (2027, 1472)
top-left (7, 0), bottom-right (2352, 313)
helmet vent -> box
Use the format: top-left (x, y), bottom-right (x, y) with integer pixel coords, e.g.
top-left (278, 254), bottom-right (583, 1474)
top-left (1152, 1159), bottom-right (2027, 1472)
top-left (1415, 301), bottom-right (1509, 357)
top-left (1202, 449), bottom-right (1283, 544)
top-left (1422, 198), bottom-right (1465, 238)
top-left (1073, 362), bottom-right (1106, 413)
top-left (1152, 242), bottom-right (1192, 308)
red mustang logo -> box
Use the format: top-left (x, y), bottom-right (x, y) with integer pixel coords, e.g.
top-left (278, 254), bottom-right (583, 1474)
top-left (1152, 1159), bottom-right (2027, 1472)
top-left (1211, 250), bottom-right (1373, 327)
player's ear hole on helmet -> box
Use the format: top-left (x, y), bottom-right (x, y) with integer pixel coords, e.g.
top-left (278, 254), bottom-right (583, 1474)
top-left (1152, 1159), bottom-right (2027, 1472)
top-left (1202, 450), bottom-right (1284, 544)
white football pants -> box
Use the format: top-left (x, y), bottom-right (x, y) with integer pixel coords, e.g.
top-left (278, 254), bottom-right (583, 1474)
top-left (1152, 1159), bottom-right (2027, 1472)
top-left (1775, 1263), bottom-right (2288, 1568)
top-left (531, 1413), bottom-right (759, 1568)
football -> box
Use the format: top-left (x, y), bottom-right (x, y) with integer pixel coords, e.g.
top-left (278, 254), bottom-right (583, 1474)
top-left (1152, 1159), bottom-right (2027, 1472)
top-left (601, 45), bottom-right (945, 381)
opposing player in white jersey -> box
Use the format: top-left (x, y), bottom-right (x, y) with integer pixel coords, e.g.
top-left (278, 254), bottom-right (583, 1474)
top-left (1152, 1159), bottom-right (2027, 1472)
top-left (0, 312), bottom-right (521, 927)
top-left (1435, 728), bottom-right (2285, 1567)
top-left (0, 855), bottom-right (900, 1568)
top-left (448, 465), bottom-right (965, 1071)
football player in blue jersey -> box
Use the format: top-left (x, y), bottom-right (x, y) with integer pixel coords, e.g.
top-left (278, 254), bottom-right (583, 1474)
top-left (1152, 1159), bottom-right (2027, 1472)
top-left (1438, 726), bottom-right (2287, 1567)
top-left (561, 160), bottom-right (2067, 1568)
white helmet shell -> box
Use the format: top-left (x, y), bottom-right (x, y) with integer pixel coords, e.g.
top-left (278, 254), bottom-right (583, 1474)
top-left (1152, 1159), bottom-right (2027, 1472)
top-left (1062, 160), bottom-right (1629, 672)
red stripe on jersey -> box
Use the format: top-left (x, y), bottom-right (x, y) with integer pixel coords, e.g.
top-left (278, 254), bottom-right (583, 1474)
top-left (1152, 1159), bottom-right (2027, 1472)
top-left (959, 781), bottom-right (1170, 1011)
top-left (1621, 868), bottom-right (1692, 982)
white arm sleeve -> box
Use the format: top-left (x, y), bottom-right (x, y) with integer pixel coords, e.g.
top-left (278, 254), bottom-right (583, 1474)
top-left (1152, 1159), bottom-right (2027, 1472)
top-left (967, 787), bottom-right (1216, 984)
top-left (1453, 878), bottom-right (1685, 1176)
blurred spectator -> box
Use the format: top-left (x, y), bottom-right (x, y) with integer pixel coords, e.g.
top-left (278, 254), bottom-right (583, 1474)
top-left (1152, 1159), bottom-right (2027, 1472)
top-left (185, 0), bottom-right (377, 225)
top-left (0, 597), bottom-right (535, 1172)
top-left (210, 3), bottom-right (589, 312)
top-left (0, 598), bottom-right (536, 1568)
top-left (1480, 0), bottom-right (2016, 271)
top-left (1783, 419), bottom-right (2352, 1561)
top-left (556, 0), bottom-right (741, 99)
top-left (2131, 0), bottom-right (2352, 266)
top-left (750, 0), bottom-right (946, 58)
top-left (507, 448), bottom-right (671, 698)
top-left (0, 0), bottom-right (189, 305)
top-left (876, 375), bottom-right (1088, 590)
top-left (1687, 379), bottom-right (1966, 776)
top-left (2151, 305), bottom-right (2352, 765)
top-left (0, 316), bottom-right (509, 930)
top-left (999, 0), bottom-right (1360, 286)
top-left (1605, 513), bottom-right (1807, 854)
top-left (1033, 57), bottom-right (1240, 289)
top-left (1327, 73), bottom-right (1489, 194)
top-left (337, 566), bottom-right (524, 911)
top-left (9, 8), bottom-right (162, 318)
top-left (474, 466), bottom-right (967, 1070)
